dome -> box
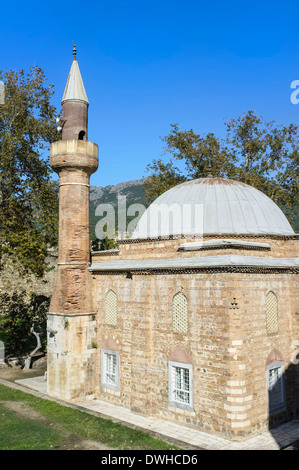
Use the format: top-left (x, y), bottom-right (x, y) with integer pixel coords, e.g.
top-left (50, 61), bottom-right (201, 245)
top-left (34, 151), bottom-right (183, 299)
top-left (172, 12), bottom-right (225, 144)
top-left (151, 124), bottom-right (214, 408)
top-left (132, 177), bottom-right (294, 239)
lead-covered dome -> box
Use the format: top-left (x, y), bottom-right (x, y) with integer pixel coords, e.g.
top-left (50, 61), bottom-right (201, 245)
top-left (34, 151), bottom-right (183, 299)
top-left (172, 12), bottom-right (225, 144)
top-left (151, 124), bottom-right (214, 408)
top-left (132, 177), bottom-right (294, 239)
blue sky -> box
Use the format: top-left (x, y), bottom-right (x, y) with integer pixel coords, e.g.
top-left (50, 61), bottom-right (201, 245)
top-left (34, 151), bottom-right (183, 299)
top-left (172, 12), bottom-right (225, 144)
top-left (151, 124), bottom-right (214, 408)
top-left (1, 0), bottom-right (299, 187)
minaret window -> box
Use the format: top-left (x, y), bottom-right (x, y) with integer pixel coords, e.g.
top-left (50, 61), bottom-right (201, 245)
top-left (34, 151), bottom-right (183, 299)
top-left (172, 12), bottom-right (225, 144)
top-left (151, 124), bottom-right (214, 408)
top-left (78, 130), bottom-right (85, 140)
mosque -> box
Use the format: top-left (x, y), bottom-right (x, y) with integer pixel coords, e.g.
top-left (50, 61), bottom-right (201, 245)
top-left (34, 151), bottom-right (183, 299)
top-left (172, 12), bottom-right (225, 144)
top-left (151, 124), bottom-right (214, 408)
top-left (47, 48), bottom-right (299, 441)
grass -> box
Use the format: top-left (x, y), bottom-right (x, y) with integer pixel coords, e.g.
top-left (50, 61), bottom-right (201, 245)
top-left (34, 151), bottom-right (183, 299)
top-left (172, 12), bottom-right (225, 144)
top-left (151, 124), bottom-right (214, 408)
top-left (0, 384), bottom-right (179, 450)
top-left (0, 405), bottom-right (63, 450)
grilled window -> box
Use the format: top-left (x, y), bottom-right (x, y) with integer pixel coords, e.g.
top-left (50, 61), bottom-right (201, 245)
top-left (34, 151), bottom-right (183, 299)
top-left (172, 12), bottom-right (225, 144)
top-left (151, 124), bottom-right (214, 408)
top-left (105, 290), bottom-right (117, 326)
top-left (169, 361), bottom-right (193, 410)
top-left (102, 350), bottom-right (119, 390)
top-left (266, 291), bottom-right (279, 335)
top-left (172, 292), bottom-right (188, 334)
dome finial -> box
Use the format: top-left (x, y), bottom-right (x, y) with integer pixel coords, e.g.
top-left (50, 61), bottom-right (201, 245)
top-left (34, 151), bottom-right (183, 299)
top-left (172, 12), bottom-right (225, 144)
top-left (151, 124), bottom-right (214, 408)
top-left (73, 42), bottom-right (77, 60)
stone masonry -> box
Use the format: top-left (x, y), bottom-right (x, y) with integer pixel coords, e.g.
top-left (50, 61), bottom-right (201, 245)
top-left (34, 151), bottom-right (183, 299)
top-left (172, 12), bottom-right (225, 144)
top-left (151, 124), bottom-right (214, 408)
top-left (47, 50), bottom-right (299, 441)
top-left (89, 236), bottom-right (299, 440)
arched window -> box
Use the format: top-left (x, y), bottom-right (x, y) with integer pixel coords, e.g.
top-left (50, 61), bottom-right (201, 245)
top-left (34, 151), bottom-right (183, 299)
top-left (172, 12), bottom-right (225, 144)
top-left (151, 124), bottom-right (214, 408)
top-left (172, 292), bottom-right (188, 334)
top-left (266, 291), bottom-right (279, 335)
top-left (78, 130), bottom-right (85, 140)
top-left (105, 290), bottom-right (117, 326)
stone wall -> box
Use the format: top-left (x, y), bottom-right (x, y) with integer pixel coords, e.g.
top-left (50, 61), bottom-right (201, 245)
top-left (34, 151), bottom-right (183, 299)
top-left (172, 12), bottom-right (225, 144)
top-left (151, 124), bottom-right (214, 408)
top-left (88, 233), bottom-right (299, 440)
top-left (90, 269), bottom-right (299, 440)
top-left (47, 312), bottom-right (97, 400)
top-left (92, 234), bottom-right (299, 262)
top-left (0, 249), bottom-right (57, 300)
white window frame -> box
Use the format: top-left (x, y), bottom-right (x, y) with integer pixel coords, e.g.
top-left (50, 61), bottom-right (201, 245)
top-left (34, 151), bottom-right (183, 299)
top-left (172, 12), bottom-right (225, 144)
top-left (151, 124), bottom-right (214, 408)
top-left (168, 361), bottom-right (193, 411)
top-left (101, 349), bottom-right (119, 391)
top-left (266, 362), bottom-right (285, 411)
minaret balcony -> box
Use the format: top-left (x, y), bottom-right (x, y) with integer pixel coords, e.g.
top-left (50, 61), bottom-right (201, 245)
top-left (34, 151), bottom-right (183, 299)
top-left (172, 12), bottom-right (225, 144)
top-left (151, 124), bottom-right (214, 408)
top-left (50, 139), bottom-right (98, 175)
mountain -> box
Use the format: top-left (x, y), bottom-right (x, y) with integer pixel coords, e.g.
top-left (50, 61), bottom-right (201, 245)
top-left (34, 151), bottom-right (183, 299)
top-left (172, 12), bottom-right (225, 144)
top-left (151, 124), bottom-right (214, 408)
top-left (90, 178), bottom-right (147, 206)
top-left (89, 178), bottom-right (149, 240)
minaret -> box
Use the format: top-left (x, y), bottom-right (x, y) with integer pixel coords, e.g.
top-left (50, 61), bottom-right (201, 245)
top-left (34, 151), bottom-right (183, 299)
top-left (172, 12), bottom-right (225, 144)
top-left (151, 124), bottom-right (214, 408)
top-left (47, 47), bottom-right (98, 400)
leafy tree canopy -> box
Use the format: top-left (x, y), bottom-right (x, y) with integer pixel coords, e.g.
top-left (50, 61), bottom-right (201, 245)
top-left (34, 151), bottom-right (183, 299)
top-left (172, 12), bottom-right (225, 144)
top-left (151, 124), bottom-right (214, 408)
top-left (144, 111), bottom-right (299, 225)
top-left (0, 67), bottom-right (59, 276)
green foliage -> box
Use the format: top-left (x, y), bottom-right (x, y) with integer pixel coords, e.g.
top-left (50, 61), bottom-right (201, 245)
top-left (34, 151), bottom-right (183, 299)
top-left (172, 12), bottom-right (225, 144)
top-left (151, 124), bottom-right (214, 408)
top-left (0, 291), bottom-right (49, 356)
top-left (100, 236), bottom-right (118, 251)
top-left (90, 222), bottom-right (119, 251)
top-left (225, 111), bottom-right (299, 211)
top-left (0, 67), bottom-right (59, 277)
top-left (144, 113), bottom-right (299, 222)
top-left (143, 158), bottom-right (186, 205)
top-left (91, 236), bottom-right (118, 252)
top-left (292, 206), bottom-right (299, 232)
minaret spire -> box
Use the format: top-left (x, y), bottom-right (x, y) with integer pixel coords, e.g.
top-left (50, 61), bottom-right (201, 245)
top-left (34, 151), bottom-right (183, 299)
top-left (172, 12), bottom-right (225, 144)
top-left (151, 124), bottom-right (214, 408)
top-left (61, 44), bottom-right (89, 140)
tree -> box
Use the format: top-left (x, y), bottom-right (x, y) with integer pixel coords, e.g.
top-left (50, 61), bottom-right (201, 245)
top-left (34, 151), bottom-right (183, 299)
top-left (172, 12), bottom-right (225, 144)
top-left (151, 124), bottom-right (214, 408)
top-left (0, 291), bottom-right (49, 357)
top-left (91, 223), bottom-right (118, 252)
top-left (225, 111), bottom-right (299, 211)
top-left (0, 67), bottom-right (59, 277)
top-left (91, 236), bottom-right (118, 251)
top-left (144, 112), bottom-right (299, 220)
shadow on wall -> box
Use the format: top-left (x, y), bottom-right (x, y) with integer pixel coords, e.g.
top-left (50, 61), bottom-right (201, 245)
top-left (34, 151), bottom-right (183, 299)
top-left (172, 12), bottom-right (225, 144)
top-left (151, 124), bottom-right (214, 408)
top-left (268, 348), bottom-right (299, 449)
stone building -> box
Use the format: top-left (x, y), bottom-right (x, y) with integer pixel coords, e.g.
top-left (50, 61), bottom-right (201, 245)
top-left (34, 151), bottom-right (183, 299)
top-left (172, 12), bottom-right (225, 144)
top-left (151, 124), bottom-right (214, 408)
top-left (47, 50), bottom-right (299, 441)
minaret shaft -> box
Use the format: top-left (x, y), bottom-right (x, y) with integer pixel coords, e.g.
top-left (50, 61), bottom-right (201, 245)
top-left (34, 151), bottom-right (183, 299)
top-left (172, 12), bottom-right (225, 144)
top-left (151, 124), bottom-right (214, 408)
top-left (49, 140), bottom-right (98, 314)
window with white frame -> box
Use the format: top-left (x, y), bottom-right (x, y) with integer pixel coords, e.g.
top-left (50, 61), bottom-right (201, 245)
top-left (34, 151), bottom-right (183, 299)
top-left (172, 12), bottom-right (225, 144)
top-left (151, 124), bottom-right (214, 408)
top-left (101, 349), bottom-right (119, 390)
top-left (169, 361), bottom-right (193, 411)
top-left (267, 362), bottom-right (285, 411)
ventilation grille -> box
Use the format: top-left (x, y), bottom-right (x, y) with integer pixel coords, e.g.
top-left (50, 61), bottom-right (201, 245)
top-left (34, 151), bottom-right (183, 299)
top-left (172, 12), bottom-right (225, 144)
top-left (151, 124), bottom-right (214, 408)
top-left (105, 290), bottom-right (117, 326)
top-left (266, 291), bottom-right (279, 335)
top-left (172, 292), bottom-right (188, 333)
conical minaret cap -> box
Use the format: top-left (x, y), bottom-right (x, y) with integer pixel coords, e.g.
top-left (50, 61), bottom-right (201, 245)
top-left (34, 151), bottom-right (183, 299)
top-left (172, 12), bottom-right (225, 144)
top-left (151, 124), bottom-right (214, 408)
top-left (61, 52), bottom-right (89, 106)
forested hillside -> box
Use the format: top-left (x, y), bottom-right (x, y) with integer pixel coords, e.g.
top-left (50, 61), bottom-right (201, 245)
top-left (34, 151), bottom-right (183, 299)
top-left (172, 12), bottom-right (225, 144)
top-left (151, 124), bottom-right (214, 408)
top-left (89, 179), bottom-right (148, 240)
